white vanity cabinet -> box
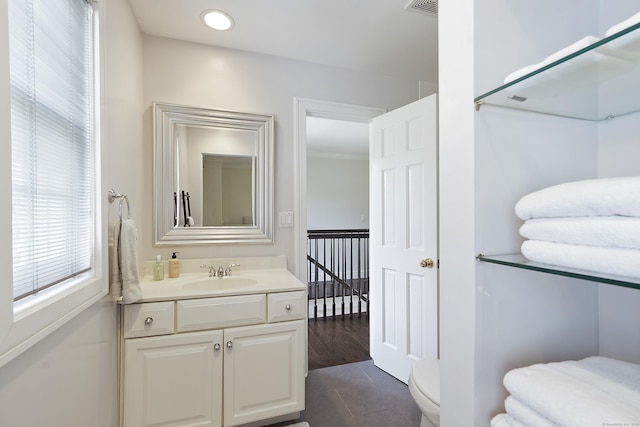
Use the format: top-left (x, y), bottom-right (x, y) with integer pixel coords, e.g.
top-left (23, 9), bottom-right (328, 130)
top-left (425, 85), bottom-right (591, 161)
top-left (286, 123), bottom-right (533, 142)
top-left (121, 290), bottom-right (306, 427)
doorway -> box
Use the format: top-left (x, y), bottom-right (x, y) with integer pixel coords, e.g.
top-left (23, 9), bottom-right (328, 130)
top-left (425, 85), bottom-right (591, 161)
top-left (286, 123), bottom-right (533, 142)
top-left (293, 98), bottom-right (385, 369)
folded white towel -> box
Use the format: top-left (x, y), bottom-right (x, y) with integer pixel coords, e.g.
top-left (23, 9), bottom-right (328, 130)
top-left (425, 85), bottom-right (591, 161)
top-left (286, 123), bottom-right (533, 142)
top-left (519, 216), bottom-right (640, 250)
top-left (504, 64), bottom-right (541, 84)
top-left (504, 36), bottom-right (600, 84)
top-left (515, 176), bottom-right (640, 220)
top-left (113, 219), bottom-right (141, 304)
top-left (545, 47), bottom-right (633, 93)
top-left (505, 396), bottom-right (558, 427)
top-left (605, 11), bottom-right (640, 37)
top-left (490, 413), bottom-right (524, 427)
top-left (521, 240), bottom-right (640, 277)
top-left (504, 357), bottom-right (640, 426)
top-left (576, 356), bottom-right (640, 408)
top-left (542, 36), bottom-right (600, 66)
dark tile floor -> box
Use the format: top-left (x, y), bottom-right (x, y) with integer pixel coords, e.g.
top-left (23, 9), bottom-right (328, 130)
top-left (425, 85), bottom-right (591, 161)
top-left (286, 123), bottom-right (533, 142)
top-left (269, 360), bottom-right (422, 427)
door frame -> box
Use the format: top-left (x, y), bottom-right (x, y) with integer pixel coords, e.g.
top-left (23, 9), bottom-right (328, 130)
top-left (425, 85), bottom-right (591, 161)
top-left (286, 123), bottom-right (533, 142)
top-left (293, 97), bottom-right (386, 281)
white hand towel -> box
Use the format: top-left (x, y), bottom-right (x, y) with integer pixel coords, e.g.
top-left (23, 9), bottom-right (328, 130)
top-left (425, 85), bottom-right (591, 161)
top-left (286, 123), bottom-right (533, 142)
top-left (515, 176), bottom-right (640, 220)
top-left (114, 219), bottom-right (141, 304)
top-left (503, 357), bottom-right (640, 426)
top-left (519, 216), bottom-right (640, 249)
top-left (521, 240), bottom-right (640, 278)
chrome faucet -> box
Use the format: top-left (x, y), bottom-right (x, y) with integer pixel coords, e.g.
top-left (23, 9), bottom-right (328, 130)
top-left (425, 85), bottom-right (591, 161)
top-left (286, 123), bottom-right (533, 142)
top-left (225, 263), bottom-right (240, 276)
top-left (217, 266), bottom-right (224, 277)
top-left (200, 264), bottom-right (217, 277)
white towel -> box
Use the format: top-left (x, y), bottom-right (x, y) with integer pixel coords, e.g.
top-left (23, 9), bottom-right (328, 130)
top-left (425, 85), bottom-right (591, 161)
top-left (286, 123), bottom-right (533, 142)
top-left (112, 219), bottom-right (141, 304)
top-left (545, 47), bottom-right (633, 92)
top-left (542, 36), bottom-right (600, 66)
top-left (521, 240), bottom-right (640, 278)
top-left (490, 413), bottom-right (518, 427)
top-left (519, 216), bottom-right (640, 249)
top-left (605, 11), bottom-right (640, 37)
top-left (504, 36), bottom-right (600, 84)
top-left (503, 357), bottom-right (640, 426)
top-left (515, 176), bottom-right (640, 220)
top-left (602, 18), bottom-right (640, 60)
top-left (505, 396), bottom-right (558, 427)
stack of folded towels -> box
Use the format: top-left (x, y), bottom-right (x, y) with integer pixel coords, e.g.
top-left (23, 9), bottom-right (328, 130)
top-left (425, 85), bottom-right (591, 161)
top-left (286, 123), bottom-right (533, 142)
top-left (491, 356), bottom-right (640, 427)
top-left (502, 11), bottom-right (640, 98)
top-left (515, 176), bottom-right (640, 278)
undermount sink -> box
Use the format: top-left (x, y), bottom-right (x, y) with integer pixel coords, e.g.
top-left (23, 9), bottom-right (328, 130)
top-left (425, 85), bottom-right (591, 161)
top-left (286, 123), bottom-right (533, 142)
top-left (182, 277), bottom-right (258, 291)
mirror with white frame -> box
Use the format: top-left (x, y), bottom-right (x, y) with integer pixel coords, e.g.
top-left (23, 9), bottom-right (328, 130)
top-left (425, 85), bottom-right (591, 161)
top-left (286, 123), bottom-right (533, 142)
top-left (153, 102), bottom-right (274, 245)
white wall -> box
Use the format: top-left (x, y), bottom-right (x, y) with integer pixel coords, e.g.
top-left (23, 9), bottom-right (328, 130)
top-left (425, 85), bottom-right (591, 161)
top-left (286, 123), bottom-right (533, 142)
top-left (307, 157), bottom-right (369, 230)
top-left (0, 0), bottom-right (144, 425)
top-left (141, 35), bottom-right (421, 270)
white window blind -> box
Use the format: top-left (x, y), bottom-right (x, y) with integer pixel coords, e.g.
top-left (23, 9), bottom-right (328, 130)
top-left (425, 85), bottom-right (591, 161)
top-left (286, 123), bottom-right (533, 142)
top-left (9, 0), bottom-right (96, 301)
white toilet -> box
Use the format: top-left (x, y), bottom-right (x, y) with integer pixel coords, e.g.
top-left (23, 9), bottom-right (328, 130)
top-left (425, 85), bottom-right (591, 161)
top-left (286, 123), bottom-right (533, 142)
top-left (408, 359), bottom-right (440, 427)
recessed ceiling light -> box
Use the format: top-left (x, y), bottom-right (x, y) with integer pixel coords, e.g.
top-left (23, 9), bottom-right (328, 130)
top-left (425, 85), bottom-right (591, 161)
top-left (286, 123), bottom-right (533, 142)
top-left (202, 10), bottom-right (234, 31)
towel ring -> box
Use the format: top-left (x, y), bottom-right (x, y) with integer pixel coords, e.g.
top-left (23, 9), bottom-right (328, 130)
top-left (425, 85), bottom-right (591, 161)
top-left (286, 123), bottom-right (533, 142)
top-left (108, 188), bottom-right (132, 221)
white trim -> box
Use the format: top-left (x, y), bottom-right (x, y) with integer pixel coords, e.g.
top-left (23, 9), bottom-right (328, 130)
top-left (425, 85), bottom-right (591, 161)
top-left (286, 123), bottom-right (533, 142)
top-left (0, 0), bottom-right (108, 369)
top-left (293, 97), bottom-right (385, 282)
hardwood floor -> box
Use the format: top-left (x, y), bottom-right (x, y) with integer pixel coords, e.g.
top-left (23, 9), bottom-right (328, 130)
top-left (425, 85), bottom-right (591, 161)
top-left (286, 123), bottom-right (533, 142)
top-left (307, 314), bottom-right (370, 370)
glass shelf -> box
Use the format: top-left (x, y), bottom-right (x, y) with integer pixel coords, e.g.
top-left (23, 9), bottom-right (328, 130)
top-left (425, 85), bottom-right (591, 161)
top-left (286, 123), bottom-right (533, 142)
top-left (476, 253), bottom-right (640, 291)
top-left (475, 22), bottom-right (640, 121)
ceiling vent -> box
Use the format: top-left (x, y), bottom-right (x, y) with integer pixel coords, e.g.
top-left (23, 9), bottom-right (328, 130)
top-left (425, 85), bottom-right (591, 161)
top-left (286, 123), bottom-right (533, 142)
top-left (405, 0), bottom-right (438, 16)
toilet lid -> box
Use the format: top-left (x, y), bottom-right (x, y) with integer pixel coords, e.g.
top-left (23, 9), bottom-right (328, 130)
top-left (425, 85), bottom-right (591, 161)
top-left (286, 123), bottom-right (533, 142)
top-left (412, 359), bottom-right (440, 405)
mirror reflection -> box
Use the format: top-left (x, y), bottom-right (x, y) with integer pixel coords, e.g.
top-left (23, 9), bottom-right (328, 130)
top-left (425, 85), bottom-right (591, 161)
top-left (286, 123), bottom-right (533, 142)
top-left (175, 124), bottom-right (256, 227)
top-left (153, 102), bottom-right (274, 245)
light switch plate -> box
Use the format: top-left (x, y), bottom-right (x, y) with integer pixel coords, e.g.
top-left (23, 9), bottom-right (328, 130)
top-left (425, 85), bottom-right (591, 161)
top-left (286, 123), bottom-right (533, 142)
top-left (279, 212), bottom-right (294, 227)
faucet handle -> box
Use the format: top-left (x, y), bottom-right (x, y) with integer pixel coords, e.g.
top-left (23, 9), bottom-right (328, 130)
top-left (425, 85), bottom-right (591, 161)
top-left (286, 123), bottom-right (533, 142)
top-left (225, 263), bottom-right (240, 276)
top-left (201, 264), bottom-right (216, 277)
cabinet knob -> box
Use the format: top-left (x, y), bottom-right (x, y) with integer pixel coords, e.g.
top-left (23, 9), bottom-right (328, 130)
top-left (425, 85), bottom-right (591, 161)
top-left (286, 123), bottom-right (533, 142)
top-left (214, 343), bottom-right (221, 351)
top-left (144, 317), bottom-right (153, 325)
top-left (285, 304), bottom-right (291, 311)
top-left (226, 341), bottom-right (233, 349)
top-left (420, 258), bottom-right (434, 268)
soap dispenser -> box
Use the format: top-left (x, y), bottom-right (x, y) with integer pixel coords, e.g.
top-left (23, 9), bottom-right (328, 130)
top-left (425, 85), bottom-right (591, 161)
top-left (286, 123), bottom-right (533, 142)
top-left (169, 252), bottom-right (180, 278)
top-left (153, 255), bottom-right (164, 281)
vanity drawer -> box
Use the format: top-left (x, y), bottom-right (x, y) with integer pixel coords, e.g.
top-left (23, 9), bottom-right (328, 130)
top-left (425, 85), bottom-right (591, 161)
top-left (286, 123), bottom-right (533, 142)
top-left (123, 302), bottom-right (175, 338)
top-left (176, 294), bottom-right (267, 333)
top-left (267, 291), bottom-right (307, 323)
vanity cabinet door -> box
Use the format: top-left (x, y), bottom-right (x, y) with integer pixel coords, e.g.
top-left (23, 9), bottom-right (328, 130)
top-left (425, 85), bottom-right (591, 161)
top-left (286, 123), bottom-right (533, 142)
top-left (123, 330), bottom-right (223, 427)
top-left (222, 320), bottom-right (305, 427)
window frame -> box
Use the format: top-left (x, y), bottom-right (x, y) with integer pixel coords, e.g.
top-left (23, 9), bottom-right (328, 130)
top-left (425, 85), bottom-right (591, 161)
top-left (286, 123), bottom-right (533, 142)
top-left (0, 0), bottom-right (107, 368)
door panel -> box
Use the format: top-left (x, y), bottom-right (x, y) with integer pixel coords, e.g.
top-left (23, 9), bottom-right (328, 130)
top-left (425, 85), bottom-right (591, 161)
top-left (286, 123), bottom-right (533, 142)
top-left (123, 331), bottom-right (223, 427)
top-left (370, 94), bottom-right (438, 383)
top-left (223, 320), bottom-right (305, 426)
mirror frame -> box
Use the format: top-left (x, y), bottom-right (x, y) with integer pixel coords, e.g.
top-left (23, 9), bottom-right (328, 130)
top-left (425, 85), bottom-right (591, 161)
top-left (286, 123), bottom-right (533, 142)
top-left (153, 102), bottom-right (274, 245)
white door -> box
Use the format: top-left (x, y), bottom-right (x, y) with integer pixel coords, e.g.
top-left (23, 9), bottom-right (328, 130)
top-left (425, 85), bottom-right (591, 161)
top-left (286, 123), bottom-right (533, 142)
top-left (370, 94), bottom-right (438, 383)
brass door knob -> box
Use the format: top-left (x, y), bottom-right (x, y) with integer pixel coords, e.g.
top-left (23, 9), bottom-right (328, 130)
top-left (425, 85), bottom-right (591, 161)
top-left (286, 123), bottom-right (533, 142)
top-left (420, 258), bottom-right (434, 268)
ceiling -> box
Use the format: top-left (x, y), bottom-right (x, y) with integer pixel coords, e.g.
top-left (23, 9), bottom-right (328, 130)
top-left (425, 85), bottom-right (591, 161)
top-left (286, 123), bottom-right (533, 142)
top-left (128, 0), bottom-right (439, 83)
top-left (128, 0), bottom-right (438, 157)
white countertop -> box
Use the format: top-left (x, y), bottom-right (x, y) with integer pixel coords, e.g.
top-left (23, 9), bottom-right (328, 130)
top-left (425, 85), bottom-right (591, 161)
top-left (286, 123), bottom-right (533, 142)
top-left (136, 256), bottom-right (306, 303)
